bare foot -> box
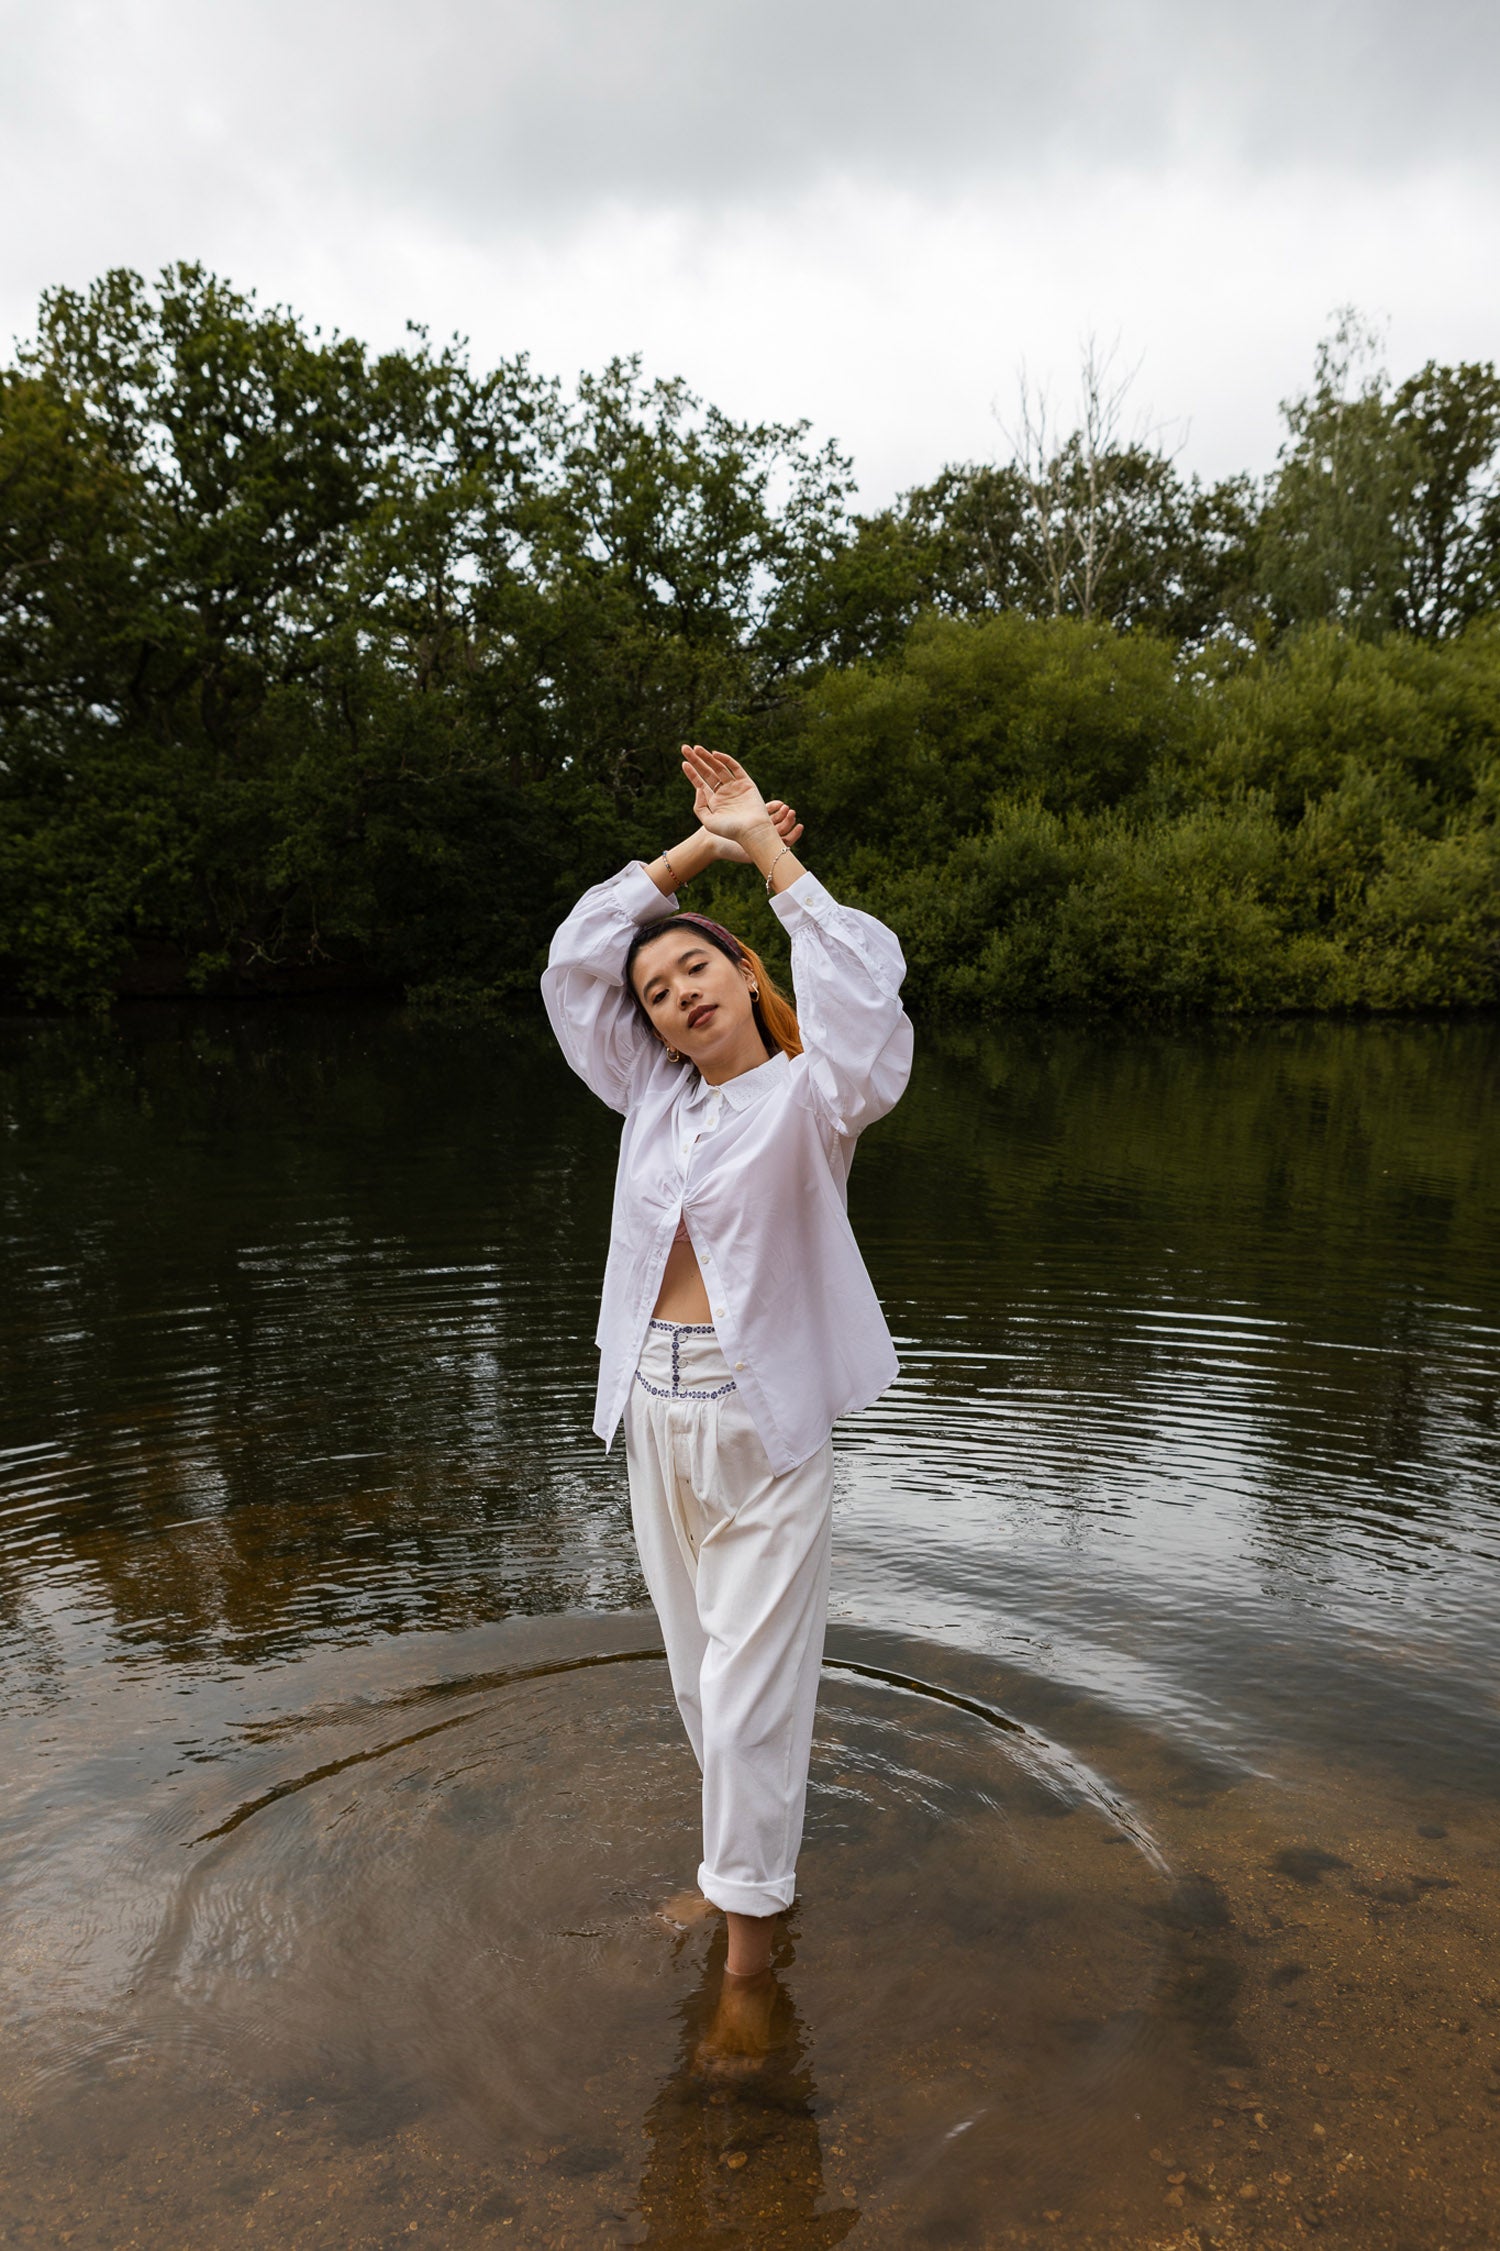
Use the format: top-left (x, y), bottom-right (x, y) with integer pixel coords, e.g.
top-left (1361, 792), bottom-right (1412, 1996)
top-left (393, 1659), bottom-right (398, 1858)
top-left (655, 1888), bottom-right (718, 1935)
top-left (693, 1967), bottom-right (791, 2079)
top-left (725, 1907), bottom-right (776, 1977)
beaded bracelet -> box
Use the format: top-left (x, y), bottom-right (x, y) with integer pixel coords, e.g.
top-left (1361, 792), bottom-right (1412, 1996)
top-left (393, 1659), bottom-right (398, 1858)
top-left (764, 843), bottom-right (794, 896)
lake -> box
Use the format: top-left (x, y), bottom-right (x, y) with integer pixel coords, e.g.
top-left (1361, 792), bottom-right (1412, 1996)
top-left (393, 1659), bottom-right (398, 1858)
top-left (2, 1006), bottom-right (1497, 2248)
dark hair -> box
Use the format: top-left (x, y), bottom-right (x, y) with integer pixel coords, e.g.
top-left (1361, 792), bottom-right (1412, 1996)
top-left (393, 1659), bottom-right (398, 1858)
top-left (625, 912), bottom-right (802, 1062)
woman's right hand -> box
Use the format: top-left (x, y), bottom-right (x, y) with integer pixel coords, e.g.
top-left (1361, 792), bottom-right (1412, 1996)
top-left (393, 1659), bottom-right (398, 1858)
top-left (711, 797), bottom-right (803, 865)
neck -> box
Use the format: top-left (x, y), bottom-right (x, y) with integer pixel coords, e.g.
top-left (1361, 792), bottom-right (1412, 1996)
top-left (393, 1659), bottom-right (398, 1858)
top-left (699, 1030), bottom-right (774, 1087)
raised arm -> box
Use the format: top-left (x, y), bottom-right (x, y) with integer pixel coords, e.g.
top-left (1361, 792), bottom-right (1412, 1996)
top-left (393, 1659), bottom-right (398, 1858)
top-left (681, 745), bottom-right (912, 1137)
top-left (772, 875), bottom-right (912, 1135)
top-left (540, 839), bottom-right (702, 1114)
top-left (541, 771), bottom-right (804, 1114)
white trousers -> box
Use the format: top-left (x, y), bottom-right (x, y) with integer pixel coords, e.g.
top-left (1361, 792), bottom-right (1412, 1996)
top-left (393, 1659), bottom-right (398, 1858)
top-left (624, 1319), bottom-right (835, 1918)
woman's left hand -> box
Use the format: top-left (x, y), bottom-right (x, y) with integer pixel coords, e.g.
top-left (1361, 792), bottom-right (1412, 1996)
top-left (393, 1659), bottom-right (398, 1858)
top-left (684, 744), bottom-right (799, 855)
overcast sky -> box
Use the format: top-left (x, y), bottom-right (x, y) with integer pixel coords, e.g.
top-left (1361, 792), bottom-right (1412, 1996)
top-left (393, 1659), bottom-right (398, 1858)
top-left (4, 0), bottom-right (1496, 504)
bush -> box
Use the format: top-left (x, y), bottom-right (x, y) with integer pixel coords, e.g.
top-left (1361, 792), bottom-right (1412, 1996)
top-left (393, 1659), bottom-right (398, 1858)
top-left (774, 619), bottom-right (1500, 1020)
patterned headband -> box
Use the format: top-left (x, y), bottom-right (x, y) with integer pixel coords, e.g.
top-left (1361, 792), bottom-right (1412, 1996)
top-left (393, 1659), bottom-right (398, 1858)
top-left (663, 911), bottom-right (746, 960)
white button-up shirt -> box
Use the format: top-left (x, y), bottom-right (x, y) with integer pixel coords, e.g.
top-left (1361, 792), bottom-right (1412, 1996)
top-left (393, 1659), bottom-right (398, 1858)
top-left (541, 860), bottom-right (914, 1473)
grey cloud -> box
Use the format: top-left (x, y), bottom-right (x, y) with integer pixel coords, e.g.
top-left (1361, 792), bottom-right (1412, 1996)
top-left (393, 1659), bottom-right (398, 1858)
top-left (7, 0), bottom-right (1498, 246)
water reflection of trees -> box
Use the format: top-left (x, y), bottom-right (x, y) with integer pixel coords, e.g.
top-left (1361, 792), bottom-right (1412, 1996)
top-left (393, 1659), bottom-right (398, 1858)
top-left (0, 1008), bottom-right (644, 1678)
top-left (851, 1019), bottom-right (1500, 1576)
top-left (873, 1019), bottom-right (1497, 1313)
top-left (1, 1012), bottom-right (1497, 1682)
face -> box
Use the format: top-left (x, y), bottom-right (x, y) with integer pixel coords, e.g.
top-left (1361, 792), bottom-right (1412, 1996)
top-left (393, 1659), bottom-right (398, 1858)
top-left (631, 930), bottom-right (759, 1071)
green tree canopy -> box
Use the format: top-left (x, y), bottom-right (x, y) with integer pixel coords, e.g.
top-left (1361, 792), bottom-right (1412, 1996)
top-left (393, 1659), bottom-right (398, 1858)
top-left (2, 272), bottom-right (1498, 1016)
top-left (1259, 314), bottom-right (1500, 642)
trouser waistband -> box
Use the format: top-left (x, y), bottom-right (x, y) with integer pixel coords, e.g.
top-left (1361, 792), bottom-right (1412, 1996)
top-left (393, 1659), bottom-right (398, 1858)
top-left (634, 1318), bottom-right (737, 1400)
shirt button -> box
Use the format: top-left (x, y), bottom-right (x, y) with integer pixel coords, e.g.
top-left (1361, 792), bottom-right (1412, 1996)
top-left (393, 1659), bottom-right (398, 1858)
top-left (735, 1361), bottom-right (745, 1371)
top-left (715, 1305), bottom-right (726, 1317)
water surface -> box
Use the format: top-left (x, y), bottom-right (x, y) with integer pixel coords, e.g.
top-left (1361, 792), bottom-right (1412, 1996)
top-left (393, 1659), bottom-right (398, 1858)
top-left (2, 1009), bottom-right (1497, 2246)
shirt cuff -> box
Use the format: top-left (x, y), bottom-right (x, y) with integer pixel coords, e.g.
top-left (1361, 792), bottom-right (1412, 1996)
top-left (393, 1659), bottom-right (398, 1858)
top-left (621, 860), bottom-right (678, 922)
top-left (768, 870), bottom-right (832, 931)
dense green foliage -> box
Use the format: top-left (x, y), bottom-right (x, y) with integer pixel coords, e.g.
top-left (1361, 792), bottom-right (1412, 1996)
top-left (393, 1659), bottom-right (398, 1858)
top-left (2, 270), bottom-right (1497, 1015)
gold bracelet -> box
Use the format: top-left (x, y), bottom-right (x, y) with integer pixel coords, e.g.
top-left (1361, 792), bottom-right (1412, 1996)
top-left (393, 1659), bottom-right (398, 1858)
top-left (659, 850), bottom-right (677, 886)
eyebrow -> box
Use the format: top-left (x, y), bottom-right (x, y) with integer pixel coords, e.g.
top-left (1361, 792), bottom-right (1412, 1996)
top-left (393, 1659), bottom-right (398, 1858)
top-left (640, 946), bottom-right (709, 990)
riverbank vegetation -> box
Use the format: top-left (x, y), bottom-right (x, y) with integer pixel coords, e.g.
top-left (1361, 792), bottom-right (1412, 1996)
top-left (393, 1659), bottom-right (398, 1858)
top-left (3, 269), bottom-right (1497, 1014)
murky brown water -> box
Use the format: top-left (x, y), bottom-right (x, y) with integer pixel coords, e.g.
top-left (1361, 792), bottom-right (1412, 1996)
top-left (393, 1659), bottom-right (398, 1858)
top-left (2, 1009), bottom-right (1498, 2247)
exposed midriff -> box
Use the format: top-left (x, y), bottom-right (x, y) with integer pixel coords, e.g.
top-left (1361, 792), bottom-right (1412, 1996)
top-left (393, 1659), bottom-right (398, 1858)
top-left (652, 1212), bottom-right (713, 1325)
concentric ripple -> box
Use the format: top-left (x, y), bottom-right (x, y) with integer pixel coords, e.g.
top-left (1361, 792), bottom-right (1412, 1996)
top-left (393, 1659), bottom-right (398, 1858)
top-left (3, 1009), bottom-right (1499, 2244)
top-left (2, 1617), bottom-right (1184, 2243)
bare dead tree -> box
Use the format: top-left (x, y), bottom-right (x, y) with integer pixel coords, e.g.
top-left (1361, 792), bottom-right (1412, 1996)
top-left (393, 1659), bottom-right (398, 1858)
top-left (1000, 337), bottom-right (1161, 620)
top-left (1007, 367), bottom-right (1071, 616)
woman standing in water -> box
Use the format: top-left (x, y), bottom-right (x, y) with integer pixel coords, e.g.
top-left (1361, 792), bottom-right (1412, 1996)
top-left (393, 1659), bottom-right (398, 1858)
top-left (542, 744), bottom-right (912, 2000)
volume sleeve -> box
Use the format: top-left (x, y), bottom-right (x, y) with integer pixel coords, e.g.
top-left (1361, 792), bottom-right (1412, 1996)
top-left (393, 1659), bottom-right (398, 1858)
top-left (541, 861), bottom-right (678, 1114)
top-left (770, 872), bottom-right (914, 1136)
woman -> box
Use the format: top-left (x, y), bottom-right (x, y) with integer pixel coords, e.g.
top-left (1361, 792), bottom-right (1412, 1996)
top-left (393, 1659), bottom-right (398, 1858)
top-left (541, 744), bottom-right (913, 1992)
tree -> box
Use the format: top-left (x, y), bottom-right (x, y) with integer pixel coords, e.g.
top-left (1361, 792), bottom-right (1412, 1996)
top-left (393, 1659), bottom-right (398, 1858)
top-left (515, 357), bottom-right (854, 795)
top-left (0, 367), bottom-right (141, 742)
top-left (1004, 339), bottom-right (1143, 621)
top-left (1390, 358), bottom-right (1500, 638)
top-left (5, 263), bottom-right (1498, 1017)
top-left (798, 341), bottom-right (1260, 661)
top-left (1259, 313), bottom-right (1500, 640)
top-left (0, 268), bottom-right (858, 1003)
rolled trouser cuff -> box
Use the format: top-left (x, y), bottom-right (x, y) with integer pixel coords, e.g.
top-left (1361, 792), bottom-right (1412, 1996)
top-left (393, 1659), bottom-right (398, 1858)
top-left (698, 1861), bottom-right (795, 1918)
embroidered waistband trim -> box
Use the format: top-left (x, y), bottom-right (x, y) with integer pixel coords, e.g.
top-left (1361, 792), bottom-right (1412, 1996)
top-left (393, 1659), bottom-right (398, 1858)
top-left (633, 1368), bottom-right (738, 1401)
top-left (636, 1319), bottom-right (737, 1400)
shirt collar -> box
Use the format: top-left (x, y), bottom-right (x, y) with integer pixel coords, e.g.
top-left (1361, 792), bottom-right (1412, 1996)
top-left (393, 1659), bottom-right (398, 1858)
top-left (683, 1048), bottom-right (789, 1111)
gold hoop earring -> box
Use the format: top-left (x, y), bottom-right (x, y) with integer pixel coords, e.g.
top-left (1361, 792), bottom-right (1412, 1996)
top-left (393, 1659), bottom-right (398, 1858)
top-left (749, 985), bottom-right (760, 1000)
top-left (665, 1046), bottom-right (681, 1063)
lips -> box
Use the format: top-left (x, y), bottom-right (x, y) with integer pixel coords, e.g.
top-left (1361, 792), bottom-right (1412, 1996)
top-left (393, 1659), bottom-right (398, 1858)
top-left (686, 1003), bottom-right (717, 1031)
